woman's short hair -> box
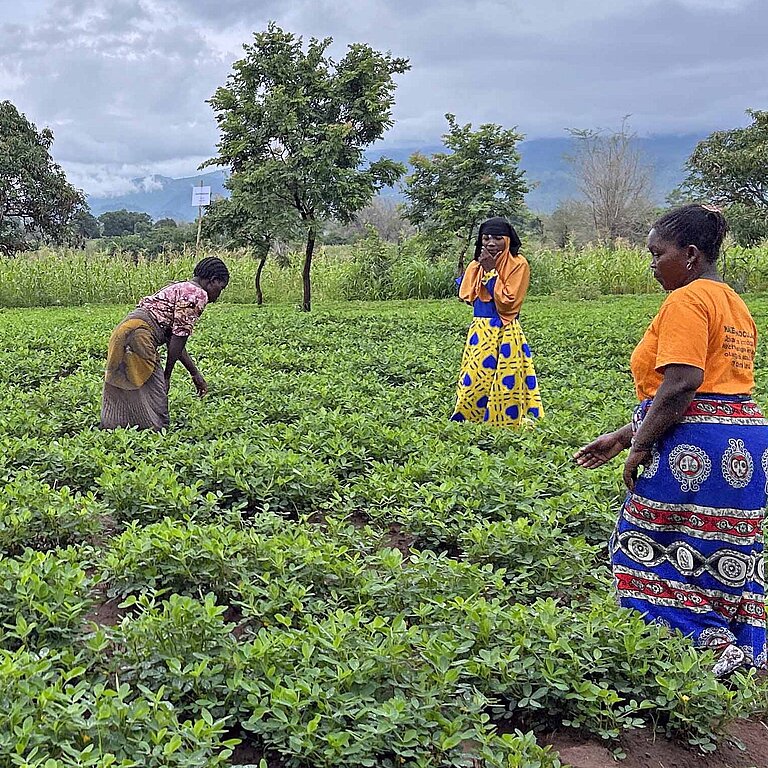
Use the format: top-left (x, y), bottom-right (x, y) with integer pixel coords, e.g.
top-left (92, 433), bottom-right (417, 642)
top-left (653, 204), bottom-right (728, 262)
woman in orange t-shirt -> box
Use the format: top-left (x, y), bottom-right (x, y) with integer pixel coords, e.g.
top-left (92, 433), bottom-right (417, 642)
top-left (575, 205), bottom-right (768, 676)
top-left (450, 217), bottom-right (543, 427)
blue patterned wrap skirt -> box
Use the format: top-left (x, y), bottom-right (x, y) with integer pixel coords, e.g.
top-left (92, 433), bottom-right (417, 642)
top-left (612, 395), bottom-right (768, 667)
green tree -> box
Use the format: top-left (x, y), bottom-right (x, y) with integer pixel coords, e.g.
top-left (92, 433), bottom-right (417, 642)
top-left (0, 101), bottom-right (87, 256)
top-left (681, 110), bottom-right (768, 244)
top-left (154, 218), bottom-right (178, 229)
top-left (204, 23), bottom-right (409, 311)
top-left (403, 114), bottom-right (530, 273)
top-left (71, 209), bottom-right (101, 242)
top-left (204, 174), bottom-right (300, 305)
top-left (99, 209), bottom-right (153, 237)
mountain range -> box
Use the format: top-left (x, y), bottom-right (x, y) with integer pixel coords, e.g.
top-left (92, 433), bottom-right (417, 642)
top-left (87, 134), bottom-right (703, 223)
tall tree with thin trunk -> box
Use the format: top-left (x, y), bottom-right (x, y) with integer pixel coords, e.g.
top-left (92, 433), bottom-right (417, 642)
top-left (403, 114), bottom-right (530, 274)
top-left (204, 173), bottom-right (299, 306)
top-left (566, 118), bottom-right (654, 245)
top-left (203, 24), bottom-right (409, 311)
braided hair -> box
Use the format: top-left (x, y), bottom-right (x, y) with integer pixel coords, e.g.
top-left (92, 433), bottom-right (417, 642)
top-left (652, 204), bottom-right (728, 263)
top-left (193, 256), bottom-right (230, 283)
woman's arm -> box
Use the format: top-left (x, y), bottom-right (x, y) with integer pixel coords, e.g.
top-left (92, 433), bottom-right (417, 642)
top-left (164, 335), bottom-right (208, 396)
top-left (574, 423), bottom-right (633, 468)
top-left (180, 347), bottom-right (208, 396)
top-left (623, 363), bottom-right (703, 489)
top-left (164, 333), bottom-right (188, 386)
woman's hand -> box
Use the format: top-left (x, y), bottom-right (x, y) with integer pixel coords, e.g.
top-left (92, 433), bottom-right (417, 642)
top-left (623, 446), bottom-right (651, 491)
top-left (573, 430), bottom-right (628, 469)
top-left (191, 372), bottom-right (208, 397)
top-left (477, 247), bottom-right (496, 272)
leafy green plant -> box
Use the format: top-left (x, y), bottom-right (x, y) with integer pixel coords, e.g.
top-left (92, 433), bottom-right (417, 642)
top-left (0, 647), bottom-right (237, 767)
top-left (0, 473), bottom-right (103, 553)
top-left (0, 549), bottom-right (93, 650)
top-left (105, 593), bottom-right (240, 720)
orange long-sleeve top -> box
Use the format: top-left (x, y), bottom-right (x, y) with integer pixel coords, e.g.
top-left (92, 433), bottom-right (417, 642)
top-left (458, 251), bottom-right (530, 324)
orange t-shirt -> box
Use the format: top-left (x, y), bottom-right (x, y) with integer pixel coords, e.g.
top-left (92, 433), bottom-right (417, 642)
top-left (630, 279), bottom-right (756, 400)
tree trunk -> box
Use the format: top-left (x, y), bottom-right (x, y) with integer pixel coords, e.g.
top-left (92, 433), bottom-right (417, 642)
top-left (302, 224), bottom-right (316, 312)
top-left (254, 248), bottom-right (267, 306)
top-left (456, 230), bottom-right (473, 276)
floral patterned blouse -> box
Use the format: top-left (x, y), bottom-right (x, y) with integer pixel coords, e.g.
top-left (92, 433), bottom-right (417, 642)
top-left (137, 281), bottom-right (208, 338)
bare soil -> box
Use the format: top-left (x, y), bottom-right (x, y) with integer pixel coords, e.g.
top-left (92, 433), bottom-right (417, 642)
top-left (386, 521), bottom-right (416, 555)
top-left (83, 584), bottom-right (130, 627)
top-left (543, 719), bottom-right (768, 768)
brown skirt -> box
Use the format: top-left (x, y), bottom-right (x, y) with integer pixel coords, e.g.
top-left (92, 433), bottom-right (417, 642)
top-left (100, 309), bottom-right (169, 430)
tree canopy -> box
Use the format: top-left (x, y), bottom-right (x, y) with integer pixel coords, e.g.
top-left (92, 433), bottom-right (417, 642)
top-left (681, 110), bottom-right (768, 244)
top-left (0, 101), bottom-right (88, 256)
top-left (204, 23), bottom-right (409, 310)
top-left (403, 114), bottom-right (529, 271)
top-left (98, 210), bottom-right (153, 237)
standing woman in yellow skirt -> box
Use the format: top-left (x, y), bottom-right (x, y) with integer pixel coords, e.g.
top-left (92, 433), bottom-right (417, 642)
top-left (451, 217), bottom-right (543, 426)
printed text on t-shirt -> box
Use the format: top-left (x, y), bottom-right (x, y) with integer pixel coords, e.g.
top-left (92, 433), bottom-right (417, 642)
top-left (722, 325), bottom-right (754, 371)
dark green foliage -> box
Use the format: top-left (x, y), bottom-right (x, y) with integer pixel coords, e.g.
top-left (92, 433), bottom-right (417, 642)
top-left (682, 110), bottom-right (768, 244)
top-left (99, 209), bottom-right (154, 237)
top-left (0, 101), bottom-right (88, 255)
top-left (204, 23), bottom-right (410, 310)
top-left (404, 114), bottom-right (530, 270)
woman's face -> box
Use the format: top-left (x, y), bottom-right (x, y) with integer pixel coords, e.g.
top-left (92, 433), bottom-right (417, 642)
top-left (204, 278), bottom-right (228, 303)
top-left (481, 233), bottom-right (506, 257)
top-left (647, 228), bottom-right (689, 291)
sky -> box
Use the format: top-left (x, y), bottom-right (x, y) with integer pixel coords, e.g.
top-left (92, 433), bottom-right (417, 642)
top-left (1, 0), bottom-right (765, 197)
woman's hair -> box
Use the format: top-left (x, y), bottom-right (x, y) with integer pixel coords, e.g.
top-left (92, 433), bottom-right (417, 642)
top-left (193, 256), bottom-right (230, 283)
top-left (652, 204), bottom-right (728, 262)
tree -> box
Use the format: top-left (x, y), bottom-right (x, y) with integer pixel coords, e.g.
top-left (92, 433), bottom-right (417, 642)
top-left (204, 173), bottom-right (300, 305)
top-left (403, 114), bottom-right (530, 273)
top-left (0, 101), bottom-right (88, 256)
top-left (99, 210), bottom-right (153, 237)
top-left (71, 209), bottom-right (101, 242)
top-left (680, 110), bottom-right (768, 244)
top-left (204, 23), bottom-right (409, 311)
top-left (566, 118), bottom-right (655, 245)
top-left (154, 218), bottom-right (178, 229)
top-left (323, 196), bottom-right (413, 244)
top-left (544, 200), bottom-right (594, 248)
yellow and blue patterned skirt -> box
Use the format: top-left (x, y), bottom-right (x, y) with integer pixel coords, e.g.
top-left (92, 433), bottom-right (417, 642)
top-left (451, 315), bottom-right (543, 427)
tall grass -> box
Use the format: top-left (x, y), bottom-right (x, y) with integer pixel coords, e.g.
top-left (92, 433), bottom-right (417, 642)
top-left (3, 239), bottom-right (768, 308)
top-left (528, 245), bottom-right (660, 297)
top-left (0, 242), bottom-right (456, 308)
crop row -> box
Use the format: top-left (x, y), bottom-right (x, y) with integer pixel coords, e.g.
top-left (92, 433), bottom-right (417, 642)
top-left (1, 297), bottom-right (767, 767)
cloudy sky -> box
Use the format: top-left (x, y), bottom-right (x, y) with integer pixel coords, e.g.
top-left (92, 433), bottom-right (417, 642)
top-left (1, 0), bottom-right (765, 197)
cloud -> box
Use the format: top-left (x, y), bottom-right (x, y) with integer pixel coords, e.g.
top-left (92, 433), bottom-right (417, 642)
top-left (1, 0), bottom-right (765, 196)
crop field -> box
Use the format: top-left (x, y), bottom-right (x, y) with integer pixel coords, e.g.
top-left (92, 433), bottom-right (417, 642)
top-left (1, 295), bottom-right (768, 767)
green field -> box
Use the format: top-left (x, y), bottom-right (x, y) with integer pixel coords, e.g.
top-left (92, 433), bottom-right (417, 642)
top-left (1, 296), bottom-right (767, 767)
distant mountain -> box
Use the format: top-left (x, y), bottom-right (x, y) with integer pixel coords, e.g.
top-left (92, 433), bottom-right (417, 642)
top-left (88, 171), bottom-right (230, 222)
top-left (517, 133), bottom-right (704, 213)
top-left (87, 134), bottom-right (704, 221)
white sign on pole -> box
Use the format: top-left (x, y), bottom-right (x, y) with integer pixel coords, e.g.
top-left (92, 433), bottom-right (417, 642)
top-left (191, 186), bottom-right (211, 207)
